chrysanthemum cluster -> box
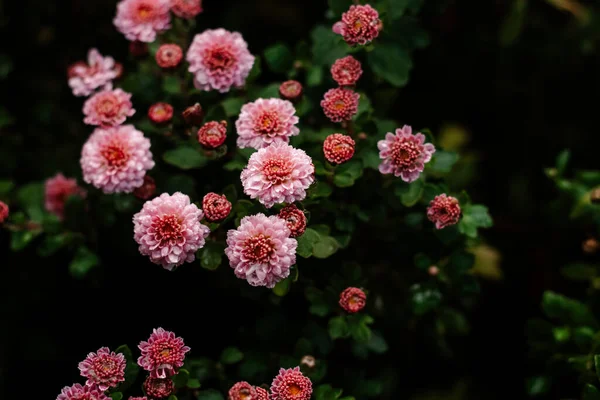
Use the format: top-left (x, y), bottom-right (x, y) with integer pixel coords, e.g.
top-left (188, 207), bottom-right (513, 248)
top-left (227, 366), bottom-right (312, 400)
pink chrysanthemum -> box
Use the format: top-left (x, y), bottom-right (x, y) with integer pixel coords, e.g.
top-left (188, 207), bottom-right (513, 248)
top-left (377, 125), bottom-right (435, 182)
top-left (279, 80), bottom-right (303, 102)
top-left (44, 173), bottom-right (86, 220)
top-left (56, 383), bottom-right (109, 400)
top-left (225, 213), bottom-right (297, 288)
top-left (187, 29), bottom-right (255, 93)
top-left (156, 44), bottom-right (183, 68)
top-left (240, 142), bottom-right (315, 208)
top-left (332, 4), bottom-right (382, 46)
top-left (0, 201), bottom-right (8, 224)
top-left (255, 387), bottom-right (270, 400)
top-left (323, 133), bottom-right (355, 165)
top-left (68, 49), bottom-right (120, 97)
top-left (78, 347), bottom-right (126, 391)
top-left (235, 98), bottom-right (299, 150)
top-left (339, 287), bottom-right (366, 313)
top-left (198, 120), bottom-right (227, 149)
top-left (229, 381), bottom-right (256, 400)
top-left (171, 0), bottom-right (203, 18)
top-left (202, 192), bottom-right (232, 222)
top-left (133, 192), bottom-right (210, 270)
top-left (278, 205), bottom-right (307, 238)
top-left (83, 87), bottom-right (135, 127)
top-left (330, 55), bottom-right (363, 86)
top-left (270, 367), bottom-right (312, 400)
top-left (81, 125), bottom-right (155, 193)
top-left (427, 194), bottom-right (461, 229)
top-left (148, 102), bottom-right (174, 124)
top-left (113, 0), bottom-right (171, 43)
top-left (320, 88), bottom-right (360, 123)
top-left (143, 377), bottom-right (173, 399)
top-left (138, 327), bottom-right (190, 378)
top-left (133, 175), bottom-right (157, 200)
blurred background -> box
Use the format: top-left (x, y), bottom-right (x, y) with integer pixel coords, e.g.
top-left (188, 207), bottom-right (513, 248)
top-left (1, 0), bottom-right (598, 398)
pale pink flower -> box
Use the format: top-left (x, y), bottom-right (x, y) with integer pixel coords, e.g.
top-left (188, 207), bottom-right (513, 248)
top-left (270, 367), bottom-right (312, 400)
top-left (68, 49), bottom-right (120, 97)
top-left (235, 98), bottom-right (299, 150)
top-left (133, 192), bottom-right (210, 270)
top-left (255, 387), bottom-right (270, 400)
top-left (44, 173), bottom-right (86, 220)
top-left (81, 125), bottom-right (155, 193)
top-left (138, 327), bottom-right (190, 378)
top-left (377, 125), bottom-right (435, 182)
top-left (171, 0), bottom-right (203, 18)
top-left (241, 142), bottom-right (315, 208)
top-left (330, 55), bottom-right (363, 86)
top-left (320, 88), bottom-right (360, 122)
top-left (323, 133), bottom-right (355, 164)
top-left (78, 347), bottom-right (126, 391)
top-left (427, 194), bottom-right (461, 229)
top-left (225, 213), bottom-right (297, 288)
top-left (143, 377), bottom-right (173, 398)
top-left (339, 287), bottom-right (366, 313)
top-left (83, 86), bottom-right (135, 127)
top-left (113, 0), bottom-right (171, 43)
top-left (187, 29), bottom-right (255, 93)
top-left (332, 4), bottom-right (382, 46)
top-left (229, 381), bottom-right (256, 400)
top-left (56, 383), bottom-right (109, 400)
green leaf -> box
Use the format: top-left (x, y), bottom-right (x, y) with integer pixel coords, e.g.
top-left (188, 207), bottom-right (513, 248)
top-left (173, 368), bottom-right (190, 388)
top-left (196, 389), bottom-right (225, 400)
top-left (163, 75), bottom-right (181, 94)
top-left (367, 44), bottom-right (412, 87)
top-left (247, 57), bottom-right (262, 82)
top-left (306, 66), bottom-right (323, 87)
top-left (311, 25), bottom-right (347, 66)
top-left (187, 378), bottom-right (201, 389)
top-left (163, 146), bottom-right (208, 170)
top-left (410, 284), bottom-right (442, 315)
top-left (366, 331), bottom-right (389, 354)
top-left (394, 179), bottom-right (424, 207)
top-left (542, 291), bottom-right (598, 327)
top-left (220, 346), bottom-right (244, 364)
top-left (584, 384), bottom-right (600, 400)
top-left (309, 181), bottom-right (333, 199)
top-left (526, 376), bottom-right (550, 396)
top-left (109, 393), bottom-right (123, 400)
top-left (328, 316), bottom-right (349, 339)
top-left (555, 149), bottom-right (570, 176)
top-left (297, 228), bottom-right (321, 258)
top-left (37, 232), bottom-right (72, 257)
top-left (458, 204), bottom-right (493, 238)
top-left (333, 160), bottom-right (363, 188)
top-left (10, 230), bottom-right (40, 251)
top-left (313, 236), bottom-right (340, 259)
top-left (264, 43), bottom-right (294, 73)
top-left (273, 274), bottom-right (293, 296)
top-left (17, 182), bottom-right (44, 221)
top-left (0, 179), bottom-right (14, 194)
top-left (499, 0), bottom-right (528, 47)
top-left (222, 97), bottom-right (245, 117)
top-left (199, 240), bottom-right (225, 270)
top-left (114, 344), bottom-right (140, 393)
top-left (69, 246), bottom-right (99, 278)
top-left (594, 355), bottom-right (600, 382)
top-left (429, 151), bottom-right (459, 174)
top-left (561, 264), bottom-right (596, 281)
top-left (168, 396), bottom-right (178, 400)
top-left (347, 314), bottom-right (373, 343)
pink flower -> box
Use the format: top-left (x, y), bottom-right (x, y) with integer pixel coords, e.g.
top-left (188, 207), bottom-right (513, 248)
top-left (320, 88), bottom-right (360, 123)
top-left (235, 98), bottom-right (299, 150)
top-left (78, 347), bottom-right (126, 391)
top-left (0, 201), bottom-right (8, 224)
top-left (148, 102), bottom-right (174, 124)
top-left (113, 0), bottom-right (171, 43)
top-left (138, 327), bottom-right (191, 378)
top-left (44, 173), bottom-right (86, 220)
top-left (225, 213), bottom-right (297, 288)
top-left (323, 133), bottom-right (355, 165)
top-left (156, 44), bottom-right (183, 68)
top-left (68, 49), bottom-right (120, 97)
top-left (330, 55), bottom-right (362, 86)
top-left (278, 205), bottom-right (306, 238)
top-left (270, 367), bottom-right (312, 400)
top-left (427, 194), bottom-right (461, 229)
top-left (81, 125), bottom-right (155, 193)
top-left (255, 387), bottom-right (271, 400)
top-left (133, 192), bottom-right (210, 270)
top-left (187, 29), bottom-right (255, 93)
top-left (240, 142), bottom-right (315, 208)
top-left (229, 381), bottom-right (256, 400)
top-left (56, 383), bottom-right (109, 400)
top-left (83, 87), bottom-right (135, 127)
top-left (339, 287), bottom-right (366, 313)
top-left (143, 377), bottom-right (173, 398)
top-left (133, 175), bottom-right (157, 200)
top-left (332, 4), bottom-right (382, 46)
top-left (279, 80), bottom-right (303, 102)
top-left (377, 125), bottom-right (435, 182)
top-left (171, 0), bottom-right (203, 18)
top-left (202, 192), bottom-right (232, 222)
top-left (198, 120), bottom-right (227, 149)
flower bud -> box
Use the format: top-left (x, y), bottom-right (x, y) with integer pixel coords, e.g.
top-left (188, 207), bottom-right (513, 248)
top-left (182, 103), bottom-right (205, 126)
top-left (583, 238), bottom-right (599, 254)
top-left (279, 80), bottom-right (303, 102)
top-left (300, 355), bottom-right (316, 369)
top-left (591, 187), bottom-right (600, 204)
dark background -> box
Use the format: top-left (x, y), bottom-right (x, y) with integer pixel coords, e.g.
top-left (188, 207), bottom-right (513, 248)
top-left (1, 0), bottom-right (597, 399)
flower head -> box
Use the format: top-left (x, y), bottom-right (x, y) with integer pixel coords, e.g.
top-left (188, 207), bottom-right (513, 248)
top-left (133, 175), bottom-right (157, 200)
top-left (339, 287), bottom-right (366, 313)
top-left (278, 205), bottom-right (306, 238)
top-left (241, 142), bottom-right (314, 208)
top-left (236, 98), bottom-right (299, 150)
top-left (68, 49), bottom-right (120, 97)
top-left (198, 120), bottom-right (227, 149)
top-left (182, 103), bottom-right (205, 126)
top-left (225, 213), bottom-right (297, 288)
top-left (133, 192), bottom-right (210, 270)
top-left (83, 87), bottom-right (135, 127)
top-left (81, 125), bottom-right (154, 193)
top-left (323, 133), bottom-right (355, 164)
top-left (171, 0), bottom-right (203, 18)
top-left (56, 383), bottom-right (109, 400)
top-left (321, 88), bottom-right (359, 123)
top-left (332, 4), bottom-right (382, 46)
top-left (138, 327), bottom-right (190, 378)
top-left (377, 125), bottom-right (435, 182)
top-left (78, 347), bottom-right (126, 391)
top-left (255, 387), bottom-right (270, 400)
top-left (427, 194), bottom-right (461, 229)
top-left (156, 44), bottom-right (183, 68)
top-left (113, 0), bottom-right (171, 42)
top-left (148, 102), bottom-right (174, 124)
top-left (0, 201), bottom-right (8, 224)
top-left (270, 366), bottom-right (312, 400)
top-left (143, 377), bottom-right (173, 399)
top-left (279, 80), bottom-right (303, 102)
top-left (229, 381), bottom-right (256, 400)
top-left (330, 55), bottom-right (362, 86)
top-left (202, 192), bottom-right (232, 222)
top-left (187, 29), bottom-right (255, 93)
top-left (44, 173), bottom-right (86, 220)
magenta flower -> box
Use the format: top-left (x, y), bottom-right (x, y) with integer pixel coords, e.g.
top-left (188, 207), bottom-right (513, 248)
top-left (171, 0), bottom-right (203, 18)
top-left (229, 381), bottom-right (256, 400)
top-left (332, 4), bottom-right (382, 46)
top-left (113, 0), bottom-right (171, 43)
top-left (427, 194), bottom-right (461, 229)
top-left (235, 98), bottom-right (299, 150)
top-left (323, 133), bottom-right (355, 165)
top-left (255, 387), bottom-right (271, 400)
top-left (377, 125), bottom-right (435, 182)
top-left (198, 120), bottom-right (227, 149)
top-left (143, 377), bottom-right (173, 398)
top-left (339, 287), bottom-right (366, 313)
top-left (0, 201), bottom-right (8, 224)
top-left (68, 49), bottom-right (120, 97)
top-left (83, 86), bottom-right (135, 127)
top-left (44, 173), bottom-right (86, 220)
top-left (241, 142), bottom-right (315, 208)
top-left (156, 44), bottom-right (183, 69)
top-left (225, 213), bottom-right (297, 288)
top-left (138, 327), bottom-right (190, 378)
top-left (279, 80), bottom-right (303, 102)
top-left (133, 192), bottom-right (210, 270)
top-left (78, 347), bottom-right (126, 391)
top-left (56, 383), bottom-right (109, 400)
top-left (202, 192), bottom-right (232, 222)
top-left (278, 204), bottom-right (307, 238)
top-left (148, 102), bottom-right (174, 125)
top-left (81, 125), bottom-right (155, 193)
top-left (330, 55), bottom-right (363, 86)
top-left (270, 367), bottom-right (312, 400)
top-left (187, 29), bottom-right (255, 93)
top-left (320, 88), bottom-right (360, 123)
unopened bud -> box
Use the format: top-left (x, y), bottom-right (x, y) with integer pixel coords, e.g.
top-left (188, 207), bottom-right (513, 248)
top-left (428, 265), bottom-right (439, 276)
top-left (357, 132), bottom-right (367, 140)
top-left (114, 62), bottom-right (124, 79)
top-left (182, 103), bottom-right (205, 126)
top-left (591, 187), bottom-right (600, 204)
top-left (583, 238), bottom-right (599, 254)
top-left (300, 355), bottom-right (316, 369)
top-left (279, 80), bottom-right (303, 102)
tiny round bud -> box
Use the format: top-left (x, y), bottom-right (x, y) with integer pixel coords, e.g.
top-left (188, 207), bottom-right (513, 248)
top-left (182, 103), bottom-right (205, 126)
top-left (293, 60), bottom-right (303, 69)
top-left (279, 80), bottom-right (303, 102)
top-left (0, 201), bottom-right (9, 224)
top-left (357, 132), bottom-right (368, 140)
top-left (156, 44), bottom-right (183, 69)
top-left (428, 265), bottom-right (439, 276)
top-left (300, 355), bottom-right (316, 369)
top-left (114, 62), bottom-right (124, 79)
top-left (323, 133), bottom-right (355, 165)
top-left (129, 41), bottom-right (148, 57)
top-left (583, 238), bottom-right (599, 254)
top-left (148, 102), bottom-right (173, 125)
top-left (339, 287), bottom-right (367, 313)
top-left (591, 187), bottom-right (600, 204)
top-left (133, 175), bottom-right (156, 200)
top-left (202, 193), bottom-right (232, 222)
top-left (278, 204), bottom-right (307, 238)
top-left (197, 120), bottom-right (227, 149)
